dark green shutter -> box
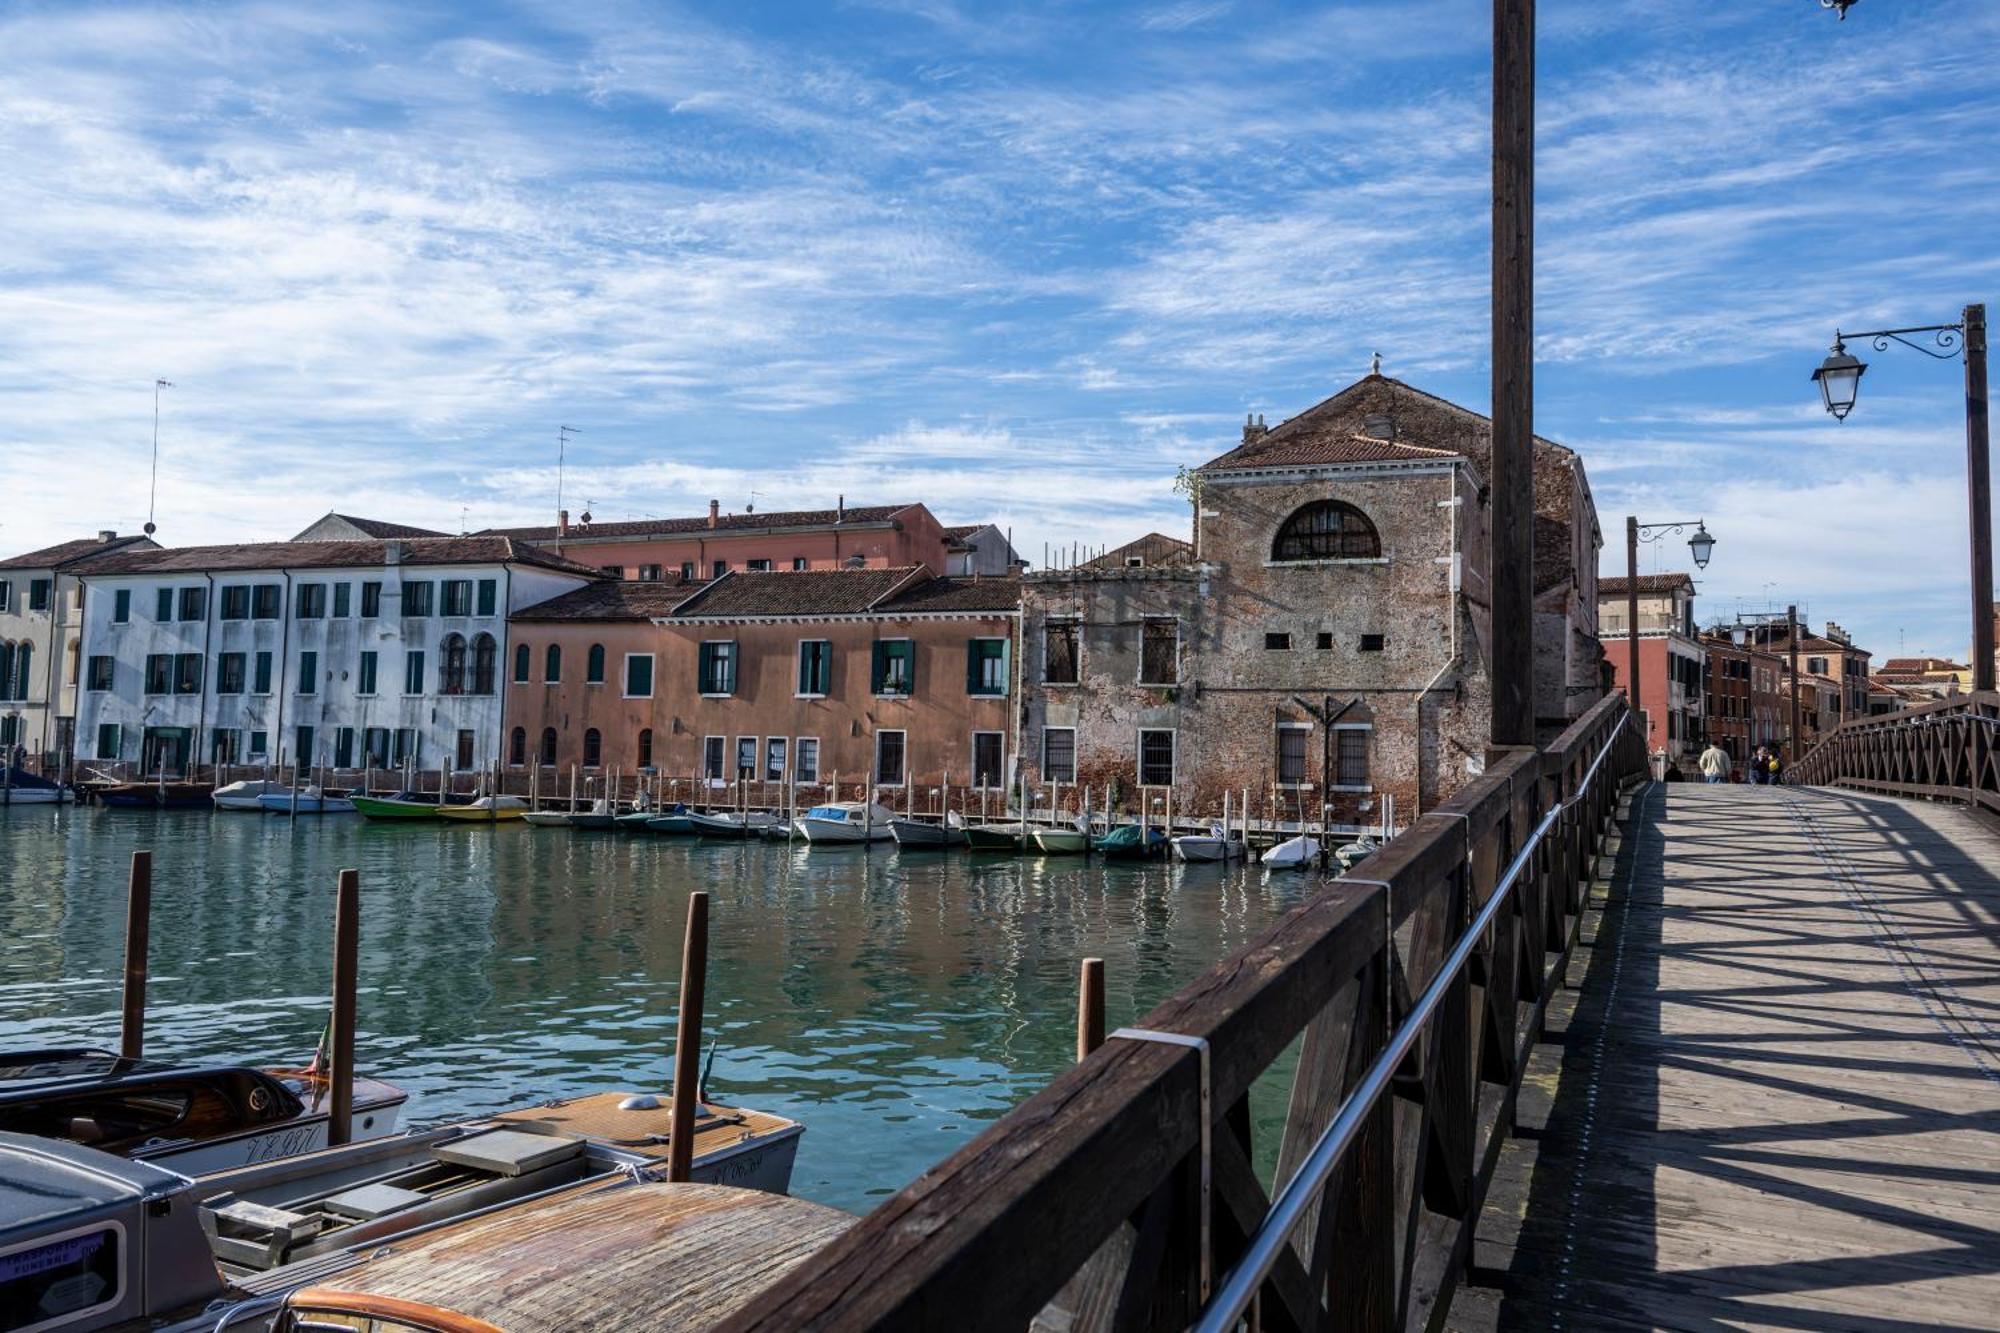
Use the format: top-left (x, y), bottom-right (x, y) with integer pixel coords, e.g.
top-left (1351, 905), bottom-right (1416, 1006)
top-left (725, 640), bottom-right (738, 694)
top-left (477, 579), bottom-right (497, 616)
top-left (699, 641), bottom-right (714, 692)
top-left (872, 641), bottom-right (887, 693)
top-left (966, 639), bottom-right (979, 694)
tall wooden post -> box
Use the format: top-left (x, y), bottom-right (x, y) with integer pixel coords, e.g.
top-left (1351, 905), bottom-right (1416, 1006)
top-left (1625, 517), bottom-right (1643, 749)
top-left (328, 868), bottom-right (359, 1147)
top-left (119, 851), bottom-right (152, 1061)
top-left (667, 891), bottom-right (711, 1182)
top-left (1076, 958), bottom-right (1105, 1061)
top-left (1489, 0), bottom-right (1536, 747)
top-left (1965, 303), bottom-right (1993, 694)
top-left (1787, 606), bottom-right (1802, 762)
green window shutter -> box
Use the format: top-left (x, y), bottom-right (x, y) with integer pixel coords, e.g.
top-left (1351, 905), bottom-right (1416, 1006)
top-left (477, 578), bottom-right (497, 616)
top-left (905, 641), bottom-right (917, 696)
top-left (725, 640), bottom-right (738, 694)
top-left (698, 642), bottom-right (714, 692)
top-left (872, 641), bottom-right (887, 693)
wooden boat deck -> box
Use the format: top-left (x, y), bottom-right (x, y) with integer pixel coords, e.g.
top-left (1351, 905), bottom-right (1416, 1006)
top-left (296, 1181), bottom-right (850, 1330)
top-left (1458, 784), bottom-right (2000, 1332)
top-left (492, 1091), bottom-right (796, 1163)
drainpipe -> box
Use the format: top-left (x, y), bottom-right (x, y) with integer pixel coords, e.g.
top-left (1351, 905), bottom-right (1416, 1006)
top-left (40, 569), bottom-right (64, 765)
top-left (1414, 472), bottom-right (1468, 814)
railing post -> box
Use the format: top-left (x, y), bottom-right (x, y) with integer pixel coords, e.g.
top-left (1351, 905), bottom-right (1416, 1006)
top-left (327, 867), bottom-right (359, 1148)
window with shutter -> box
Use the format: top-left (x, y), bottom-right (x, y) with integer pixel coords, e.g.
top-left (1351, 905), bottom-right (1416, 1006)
top-left (967, 638), bottom-right (1007, 695)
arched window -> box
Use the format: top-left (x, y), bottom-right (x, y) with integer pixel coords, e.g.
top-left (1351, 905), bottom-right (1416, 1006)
top-left (513, 643), bottom-right (531, 683)
top-left (1271, 500), bottom-right (1381, 562)
top-left (439, 634), bottom-right (467, 695)
top-left (637, 727), bottom-right (654, 769)
top-left (586, 643), bottom-right (606, 684)
top-left (509, 726), bottom-right (527, 766)
top-left (583, 728), bottom-right (602, 768)
top-left (545, 644), bottom-right (562, 683)
top-left (13, 643), bottom-right (31, 701)
top-left (540, 727), bottom-right (558, 765)
top-left (471, 633), bottom-right (497, 695)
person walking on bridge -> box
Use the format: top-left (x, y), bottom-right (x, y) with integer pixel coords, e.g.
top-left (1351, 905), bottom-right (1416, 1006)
top-left (1699, 741), bottom-right (1730, 785)
top-left (1749, 746), bottom-right (1769, 785)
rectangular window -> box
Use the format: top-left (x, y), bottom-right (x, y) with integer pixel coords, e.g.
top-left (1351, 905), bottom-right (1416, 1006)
top-left (967, 638), bottom-right (1008, 696)
top-left (456, 729), bottom-right (475, 769)
top-left (712, 560), bottom-right (727, 578)
top-left (363, 727), bottom-right (391, 767)
top-left (212, 729), bottom-right (239, 764)
top-left (174, 653), bottom-right (202, 695)
top-left (681, 561), bottom-right (697, 580)
top-left (442, 579), bottom-right (473, 617)
top-left (972, 732), bottom-right (1004, 788)
top-left (296, 725), bottom-right (316, 764)
top-left (1141, 620), bottom-right (1179, 683)
top-left (746, 558), bottom-right (773, 572)
top-left (393, 728), bottom-right (420, 764)
top-left (253, 651), bottom-right (273, 694)
top-left (220, 586), bottom-right (250, 620)
top-left (334, 726), bottom-right (355, 768)
top-left (332, 581), bottom-right (352, 618)
top-left (402, 581), bottom-right (433, 617)
top-left (872, 639), bottom-right (914, 696)
top-left (1316, 631), bottom-right (1334, 650)
top-left (1277, 724), bottom-right (1311, 787)
top-left (1335, 727), bottom-right (1371, 789)
top-left (1138, 729), bottom-right (1175, 786)
top-left (1044, 620), bottom-right (1079, 685)
top-left (735, 736), bottom-right (757, 779)
top-left (360, 581), bottom-right (382, 618)
top-left (703, 735), bottom-right (726, 781)
top-left (638, 565), bottom-right (662, 582)
top-left (698, 641), bottom-right (737, 696)
top-left (792, 557), bottom-right (809, 571)
top-left (87, 656), bottom-right (115, 691)
top-left (144, 654), bottom-right (171, 694)
top-left (476, 578), bottom-right (497, 616)
top-left (1265, 632), bottom-right (1291, 651)
top-left (252, 584), bottom-right (282, 619)
top-left (358, 650), bottom-right (378, 696)
top-left (1043, 727), bottom-right (1076, 783)
top-left (217, 652), bottom-right (246, 695)
top-left (765, 736), bottom-right (787, 781)
top-left (113, 588), bottom-right (130, 623)
top-left (0, 581), bottom-right (9, 612)
top-left (404, 650), bottom-right (425, 695)
top-left (249, 729), bottom-right (268, 757)
top-left (178, 586), bottom-right (205, 621)
top-left (97, 722), bottom-right (122, 758)
top-left (27, 578), bottom-right (51, 612)
top-left (296, 583), bottom-right (326, 619)
top-left (797, 640), bottom-right (831, 696)
top-left (875, 729), bottom-right (907, 786)
top-left (156, 587), bottom-right (174, 622)
top-left (601, 565), bottom-right (626, 580)
top-left (1360, 634), bottom-right (1386, 652)
top-left (624, 653), bottom-right (654, 698)
top-left (796, 737), bottom-right (820, 782)
top-left (296, 650), bottom-right (317, 695)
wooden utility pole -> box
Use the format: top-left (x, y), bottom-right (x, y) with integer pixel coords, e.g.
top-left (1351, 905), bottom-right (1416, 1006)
top-left (1964, 303), bottom-right (1993, 693)
top-left (1490, 0), bottom-right (1536, 746)
top-left (1787, 606), bottom-right (1802, 763)
top-left (119, 851), bottom-right (152, 1060)
top-left (327, 868), bottom-right (359, 1147)
top-left (1626, 517), bottom-right (1642, 746)
top-left (667, 891), bottom-right (711, 1183)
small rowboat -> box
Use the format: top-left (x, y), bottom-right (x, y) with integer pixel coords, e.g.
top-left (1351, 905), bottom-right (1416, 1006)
top-left (352, 793), bottom-right (444, 821)
top-left (569, 799), bottom-right (619, 831)
top-left (615, 807), bottom-right (661, 830)
top-left (1031, 825), bottom-right (1088, 855)
top-left (646, 809), bottom-right (697, 835)
top-left (890, 816), bottom-right (963, 848)
top-left (523, 810), bottom-right (572, 827)
top-left (437, 795), bottom-right (529, 823)
top-left (689, 810), bottom-right (782, 838)
top-left (257, 786), bottom-right (357, 815)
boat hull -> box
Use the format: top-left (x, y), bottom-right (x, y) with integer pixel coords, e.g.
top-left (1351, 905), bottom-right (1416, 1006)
top-left (645, 814), bottom-right (696, 835)
top-left (1032, 829), bottom-right (1088, 855)
top-left (963, 825), bottom-right (1025, 851)
top-left (1261, 835), bottom-right (1322, 870)
top-left (351, 795), bottom-right (443, 820)
top-left (0, 787), bottom-right (67, 805)
top-left (1173, 836), bottom-right (1239, 862)
top-left (890, 819), bottom-right (961, 848)
top-left (800, 818), bottom-right (892, 844)
top-left (135, 1095), bottom-right (406, 1176)
top-left (690, 812), bottom-right (777, 837)
top-left (257, 794), bottom-right (356, 814)
top-left (438, 805), bottom-right (528, 822)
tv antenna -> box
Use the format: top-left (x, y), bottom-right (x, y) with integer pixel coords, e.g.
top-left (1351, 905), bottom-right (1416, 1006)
top-left (555, 425), bottom-right (580, 524)
top-left (146, 378), bottom-right (172, 535)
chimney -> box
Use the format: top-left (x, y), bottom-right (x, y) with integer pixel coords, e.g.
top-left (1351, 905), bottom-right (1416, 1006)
top-left (385, 541), bottom-right (405, 566)
top-left (1242, 413), bottom-right (1267, 445)
top-left (836, 495), bottom-right (846, 523)
top-left (708, 499), bottom-right (720, 529)
top-left (97, 530), bottom-right (117, 543)
top-left (557, 509), bottom-right (570, 538)
top-left (1363, 413), bottom-right (1397, 441)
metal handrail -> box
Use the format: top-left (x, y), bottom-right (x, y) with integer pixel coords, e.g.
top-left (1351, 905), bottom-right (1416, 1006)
top-left (1194, 716), bottom-right (1630, 1332)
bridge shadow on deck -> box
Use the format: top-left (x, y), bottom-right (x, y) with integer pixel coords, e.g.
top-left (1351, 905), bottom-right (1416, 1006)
top-left (1452, 784), bottom-right (2000, 1333)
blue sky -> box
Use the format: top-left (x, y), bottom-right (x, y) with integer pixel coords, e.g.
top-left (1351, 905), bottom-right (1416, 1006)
top-left (2, 0), bottom-right (1995, 660)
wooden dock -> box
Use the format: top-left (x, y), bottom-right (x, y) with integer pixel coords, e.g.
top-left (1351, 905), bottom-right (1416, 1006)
top-left (1458, 783), bottom-right (2000, 1332)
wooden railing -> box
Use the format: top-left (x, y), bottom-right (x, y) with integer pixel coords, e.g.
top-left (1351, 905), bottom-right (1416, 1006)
top-left (1791, 690), bottom-right (2000, 819)
top-left (721, 692), bottom-right (1646, 1333)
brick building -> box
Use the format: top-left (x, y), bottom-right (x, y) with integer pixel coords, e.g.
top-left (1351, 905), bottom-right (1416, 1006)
top-left (1016, 372), bottom-right (1602, 829)
top-left (0, 531), bottom-right (156, 765)
top-left (1599, 573), bottom-right (1705, 764)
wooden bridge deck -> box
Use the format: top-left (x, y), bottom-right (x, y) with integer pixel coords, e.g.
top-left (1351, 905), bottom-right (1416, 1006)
top-left (1458, 783), bottom-right (2000, 1332)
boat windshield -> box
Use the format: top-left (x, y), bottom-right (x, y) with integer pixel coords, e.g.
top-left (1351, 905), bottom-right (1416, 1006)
top-left (805, 806), bottom-right (851, 821)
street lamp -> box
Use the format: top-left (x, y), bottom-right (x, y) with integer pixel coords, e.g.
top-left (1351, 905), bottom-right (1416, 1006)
top-left (1813, 305), bottom-right (1991, 693)
top-left (1623, 517), bottom-right (1718, 754)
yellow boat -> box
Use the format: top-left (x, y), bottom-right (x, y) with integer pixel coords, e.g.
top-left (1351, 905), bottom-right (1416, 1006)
top-left (436, 795), bottom-right (530, 822)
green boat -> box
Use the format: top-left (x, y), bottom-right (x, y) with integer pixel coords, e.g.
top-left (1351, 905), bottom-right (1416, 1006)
top-left (1092, 824), bottom-right (1169, 859)
top-left (351, 792), bottom-right (443, 821)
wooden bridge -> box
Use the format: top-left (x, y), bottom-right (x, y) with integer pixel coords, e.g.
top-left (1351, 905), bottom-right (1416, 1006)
top-left (723, 692), bottom-right (2000, 1332)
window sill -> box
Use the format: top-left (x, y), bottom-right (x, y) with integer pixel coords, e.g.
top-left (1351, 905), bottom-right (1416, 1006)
top-left (795, 692), bottom-right (827, 700)
top-left (1264, 557), bottom-right (1390, 568)
top-left (700, 692), bottom-right (734, 699)
top-left (1327, 784), bottom-right (1372, 794)
top-left (622, 693), bottom-right (653, 701)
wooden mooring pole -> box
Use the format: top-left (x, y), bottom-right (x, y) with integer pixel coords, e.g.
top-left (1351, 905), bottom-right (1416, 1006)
top-left (1489, 0), bottom-right (1535, 747)
top-left (667, 890), bottom-right (711, 1183)
top-left (328, 867), bottom-right (359, 1147)
top-left (1076, 958), bottom-right (1105, 1061)
top-left (118, 851), bottom-right (152, 1060)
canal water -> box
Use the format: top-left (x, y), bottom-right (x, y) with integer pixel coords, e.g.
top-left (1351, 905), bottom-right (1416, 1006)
top-left (0, 806), bottom-right (1314, 1214)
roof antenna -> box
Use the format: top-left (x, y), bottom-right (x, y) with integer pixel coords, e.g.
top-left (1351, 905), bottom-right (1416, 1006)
top-left (146, 378), bottom-right (172, 536)
top-left (1369, 351), bottom-right (1383, 376)
top-left (747, 490), bottom-right (762, 514)
top-left (555, 425), bottom-right (580, 529)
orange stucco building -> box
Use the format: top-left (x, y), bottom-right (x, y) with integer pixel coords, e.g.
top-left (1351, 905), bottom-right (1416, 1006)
top-left (506, 567), bottom-right (1021, 799)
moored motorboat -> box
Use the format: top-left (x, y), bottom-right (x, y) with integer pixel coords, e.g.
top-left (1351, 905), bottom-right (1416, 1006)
top-left (212, 778), bottom-right (288, 811)
top-left (797, 801), bottom-right (895, 844)
top-left (890, 815), bottom-right (963, 848)
top-left (963, 822), bottom-right (1026, 851)
top-left (524, 809), bottom-right (573, 827)
top-left (1093, 823), bottom-right (1168, 859)
top-left (1174, 826), bottom-right (1244, 862)
top-left (93, 780), bottom-right (210, 809)
top-left (1261, 833), bottom-right (1322, 870)
top-left (689, 809), bottom-right (783, 838)
top-left (1031, 824), bottom-right (1089, 855)
top-left (0, 766), bottom-right (71, 805)
top-left (646, 807), bottom-right (697, 835)
top-left (256, 785), bottom-right (356, 815)
top-left (351, 792), bottom-right (444, 820)
top-left (437, 794), bottom-right (530, 822)
top-left (1335, 836), bottom-right (1380, 871)
top-left (569, 798), bottom-right (619, 831)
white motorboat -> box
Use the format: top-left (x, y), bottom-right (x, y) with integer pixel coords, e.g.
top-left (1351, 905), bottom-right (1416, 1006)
top-left (212, 778), bottom-right (288, 811)
top-left (1261, 833), bottom-right (1323, 870)
top-left (689, 809), bottom-right (783, 838)
top-left (256, 785), bottom-right (357, 815)
top-left (1335, 836), bottom-right (1380, 871)
top-left (798, 802), bottom-right (896, 844)
top-left (0, 767), bottom-right (71, 804)
top-left (1174, 825), bottom-right (1244, 862)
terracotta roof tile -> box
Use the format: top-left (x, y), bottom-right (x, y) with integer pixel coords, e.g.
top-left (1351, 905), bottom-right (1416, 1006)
top-left (1599, 573), bottom-right (1695, 596)
top-left (669, 567), bottom-right (927, 618)
top-left (79, 536), bottom-right (606, 579)
top-left (878, 575), bottom-right (1021, 613)
top-left (0, 534), bottom-right (156, 570)
top-left (480, 504), bottom-right (915, 542)
top-left (1080, 533), bottom-right (1193, 571)
top-left (323, 514), bottom-right (449, 538)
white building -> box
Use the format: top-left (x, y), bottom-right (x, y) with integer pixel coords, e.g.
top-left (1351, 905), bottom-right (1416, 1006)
top-left (74, 536), bottom-right (602, 777)
top-left (0, 532), bottom-right (156, 767)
